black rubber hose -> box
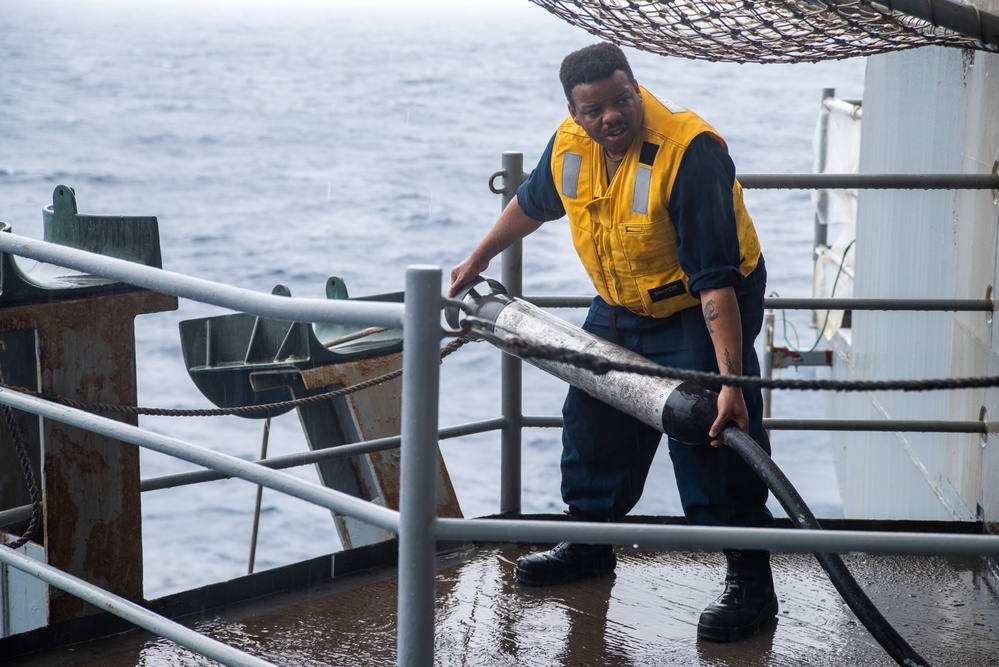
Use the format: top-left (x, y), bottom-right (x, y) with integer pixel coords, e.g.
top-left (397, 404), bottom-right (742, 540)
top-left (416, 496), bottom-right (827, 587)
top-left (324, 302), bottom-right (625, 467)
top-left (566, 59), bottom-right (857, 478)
top-left (720, 424), bottom-right (930, 667)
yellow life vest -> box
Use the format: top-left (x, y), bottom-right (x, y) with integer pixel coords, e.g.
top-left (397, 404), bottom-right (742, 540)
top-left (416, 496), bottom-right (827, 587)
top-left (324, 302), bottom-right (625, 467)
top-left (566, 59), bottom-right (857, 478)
top-left (552, 87), bottom-right (761, 318)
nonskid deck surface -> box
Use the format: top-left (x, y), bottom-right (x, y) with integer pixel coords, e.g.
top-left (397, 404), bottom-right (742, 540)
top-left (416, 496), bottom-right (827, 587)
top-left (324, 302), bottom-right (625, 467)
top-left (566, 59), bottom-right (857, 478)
top-left (10, 546), bottom-right (999, 666)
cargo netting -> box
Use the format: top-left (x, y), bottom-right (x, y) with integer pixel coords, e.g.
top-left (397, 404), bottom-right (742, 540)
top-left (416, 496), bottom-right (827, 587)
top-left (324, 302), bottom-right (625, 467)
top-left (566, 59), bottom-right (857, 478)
top-left (528, 0), bottom-right (994, 62)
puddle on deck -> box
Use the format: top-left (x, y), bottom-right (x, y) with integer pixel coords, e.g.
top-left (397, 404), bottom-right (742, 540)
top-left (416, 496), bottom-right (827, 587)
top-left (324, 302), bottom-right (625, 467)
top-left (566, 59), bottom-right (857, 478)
top-left (11, 546), bottom-right (999, 666)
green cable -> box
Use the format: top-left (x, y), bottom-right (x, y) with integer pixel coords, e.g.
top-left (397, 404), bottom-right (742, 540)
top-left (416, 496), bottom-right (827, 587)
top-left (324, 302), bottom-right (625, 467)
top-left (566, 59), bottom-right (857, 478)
top-left (775, 238), bottom-right (856, 354)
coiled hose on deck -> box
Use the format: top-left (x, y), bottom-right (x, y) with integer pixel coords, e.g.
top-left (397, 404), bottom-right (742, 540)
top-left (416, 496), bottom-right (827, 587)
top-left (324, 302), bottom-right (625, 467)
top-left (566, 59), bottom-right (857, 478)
top-left (720, 424), bottom-right (930, 667)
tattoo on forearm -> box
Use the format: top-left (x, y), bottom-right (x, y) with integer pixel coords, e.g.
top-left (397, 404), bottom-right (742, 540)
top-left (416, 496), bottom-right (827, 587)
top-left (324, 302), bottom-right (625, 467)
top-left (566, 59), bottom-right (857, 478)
top-left (703, 299), bottom-right (718, 334)
top-left (722, 349), bottom-right (737, 375)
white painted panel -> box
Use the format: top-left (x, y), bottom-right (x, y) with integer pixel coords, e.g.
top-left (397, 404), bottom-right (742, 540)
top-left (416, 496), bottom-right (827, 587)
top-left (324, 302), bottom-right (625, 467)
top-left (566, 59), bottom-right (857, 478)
top-left (1, 538), bottom-right (47, 637)
top-left (826, 46), bottom-right (999, 521)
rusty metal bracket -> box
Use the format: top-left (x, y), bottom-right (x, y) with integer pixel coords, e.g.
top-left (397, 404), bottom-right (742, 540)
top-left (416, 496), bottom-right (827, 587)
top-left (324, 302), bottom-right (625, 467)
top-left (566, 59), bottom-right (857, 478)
top-left (772, 347), bottom-right (834, 370)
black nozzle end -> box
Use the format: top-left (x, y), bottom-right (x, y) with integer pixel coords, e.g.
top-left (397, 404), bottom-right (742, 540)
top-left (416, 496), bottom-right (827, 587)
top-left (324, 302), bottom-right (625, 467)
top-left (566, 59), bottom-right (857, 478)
top-left (661, 381), bottom-right (718, 445)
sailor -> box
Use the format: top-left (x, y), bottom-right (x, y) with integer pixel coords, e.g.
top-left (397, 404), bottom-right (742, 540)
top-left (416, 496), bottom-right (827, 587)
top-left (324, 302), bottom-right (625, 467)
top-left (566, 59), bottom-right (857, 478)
top-left (449, 42), bottom-right (776, 642)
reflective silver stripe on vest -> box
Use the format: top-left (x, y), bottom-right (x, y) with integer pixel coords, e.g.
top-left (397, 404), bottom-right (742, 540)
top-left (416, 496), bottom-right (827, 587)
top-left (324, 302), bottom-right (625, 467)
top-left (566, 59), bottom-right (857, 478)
top-left (561, 152), bottom-right (582, 199)
top-left (632, 165), bottom-right (652, 215)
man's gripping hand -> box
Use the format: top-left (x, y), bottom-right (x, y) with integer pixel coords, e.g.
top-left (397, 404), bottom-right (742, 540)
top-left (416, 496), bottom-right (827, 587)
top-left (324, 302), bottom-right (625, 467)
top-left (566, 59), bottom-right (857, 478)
top-left (448, 255), bottom-right (489, 297)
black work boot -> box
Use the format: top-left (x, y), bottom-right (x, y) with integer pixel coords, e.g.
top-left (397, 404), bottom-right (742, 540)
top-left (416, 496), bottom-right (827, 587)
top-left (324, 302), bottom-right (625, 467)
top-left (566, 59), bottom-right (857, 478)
top-left (515, 541), bottom-right (616, 586)
top-left (697, 549), bottom-right (778, 642)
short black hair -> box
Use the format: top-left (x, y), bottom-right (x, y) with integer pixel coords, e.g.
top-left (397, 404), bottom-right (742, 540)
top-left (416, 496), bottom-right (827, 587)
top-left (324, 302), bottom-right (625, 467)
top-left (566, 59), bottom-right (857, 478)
top-left (559, 42), bottom-right (636, 105)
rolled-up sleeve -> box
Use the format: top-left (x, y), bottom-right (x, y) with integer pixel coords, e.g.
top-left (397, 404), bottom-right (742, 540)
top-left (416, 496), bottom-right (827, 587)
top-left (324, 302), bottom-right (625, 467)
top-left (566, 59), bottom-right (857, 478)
top-left (515, 133), bottom-right (566, 223)
top-left (669, 133), bottom-right (744, 296)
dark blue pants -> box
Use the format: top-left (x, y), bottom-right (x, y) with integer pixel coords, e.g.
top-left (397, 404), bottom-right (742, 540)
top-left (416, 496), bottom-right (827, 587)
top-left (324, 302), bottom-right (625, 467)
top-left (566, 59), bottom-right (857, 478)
top-left (561, 261), bottom-right (773, 528)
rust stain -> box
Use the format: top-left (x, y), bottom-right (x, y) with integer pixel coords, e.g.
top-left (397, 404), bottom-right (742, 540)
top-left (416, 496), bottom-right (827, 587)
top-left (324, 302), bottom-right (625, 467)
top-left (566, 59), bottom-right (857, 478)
top-left (43, 450), bottom-right (83, 621)
top-left (84, 511), bottom-right (143, 603)
top-left (0, 288), bottom-right (166, 624)
top-left (435, 454), bottom-right (463, 518)
top-left (0, 290), bottom-right (176, 335)
top-left (45, 438), bottom-right (143, 622)
top-left (298, 350), bottom-right (462, 524)
top-left (65, 438), bottom-right (112, 476)
top-left (78, 370), bottom-right (111, 398)
top-left (346, 354), bottom-right (403, 378)
top-left (369, 450), bottom-right (401, 508)
top-left (42, 451), bottom-right (82, 533)
top-left (300, 352), bottom-right (402, 391)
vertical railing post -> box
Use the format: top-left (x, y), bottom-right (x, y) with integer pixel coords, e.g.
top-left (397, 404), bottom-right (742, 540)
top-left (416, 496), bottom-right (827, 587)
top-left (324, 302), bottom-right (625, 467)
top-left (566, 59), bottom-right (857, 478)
top-left (813, 87), bottom-right (835, 254)
top-left (811, 88), bottom-right (835, 332)
top-left (499, 151), bottom-right (527, 515)
top-left (397, 266), bottom-right (442, 667)
top-left (762, 309), bottom-right (775, 439)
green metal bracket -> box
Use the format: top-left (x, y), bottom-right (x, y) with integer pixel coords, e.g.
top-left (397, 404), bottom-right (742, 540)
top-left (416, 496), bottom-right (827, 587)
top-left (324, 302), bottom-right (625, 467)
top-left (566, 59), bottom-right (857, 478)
top-left (0, 185), bottom-right (164, 304)
top-left (179, 278), bottom-right (403, 418)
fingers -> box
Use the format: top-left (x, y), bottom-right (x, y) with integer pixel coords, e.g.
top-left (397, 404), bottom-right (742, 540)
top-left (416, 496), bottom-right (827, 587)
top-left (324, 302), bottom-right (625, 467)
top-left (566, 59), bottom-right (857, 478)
top-left (708, 413), bottom-right (729, 447)
top-left (447, 268), bottom-right (462, 297)
top-left (448, 264), bottom-right (477, 297)
top-left (447, 263), bottom-right (466, 298)
top-left (709, 387), bottom-right (749, 447)
top-left (448, 256), bottom-right (487, 297)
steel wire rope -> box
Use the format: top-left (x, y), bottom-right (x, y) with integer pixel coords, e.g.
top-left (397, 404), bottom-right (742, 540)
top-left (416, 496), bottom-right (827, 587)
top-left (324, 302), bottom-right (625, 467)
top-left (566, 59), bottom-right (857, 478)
top-left (0, 358), bottom-right (42, 550)
top-left (463, 318), bottom-right (999, 392)
top-left (0, 336), bottom-right (471, 419)
top-left (0, 336), bottom-right (472, 544)
top-left (6, 318), bottom-right (999, 424)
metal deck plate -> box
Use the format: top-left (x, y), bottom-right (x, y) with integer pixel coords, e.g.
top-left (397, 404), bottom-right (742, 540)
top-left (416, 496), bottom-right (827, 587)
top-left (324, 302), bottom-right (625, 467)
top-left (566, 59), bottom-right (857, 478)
top-left (11, 546), bottom-right (999, 666)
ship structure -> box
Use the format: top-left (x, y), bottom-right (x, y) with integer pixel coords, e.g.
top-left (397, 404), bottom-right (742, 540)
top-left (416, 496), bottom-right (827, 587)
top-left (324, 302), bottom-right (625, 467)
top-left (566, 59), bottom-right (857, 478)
top-left (2, 1), bottom-right (999, 665)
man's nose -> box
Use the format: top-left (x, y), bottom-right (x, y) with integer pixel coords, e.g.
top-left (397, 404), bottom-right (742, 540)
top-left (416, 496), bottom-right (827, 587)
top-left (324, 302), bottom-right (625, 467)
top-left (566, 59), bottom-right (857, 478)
top-left (602, 108), bottom-right (623, 125)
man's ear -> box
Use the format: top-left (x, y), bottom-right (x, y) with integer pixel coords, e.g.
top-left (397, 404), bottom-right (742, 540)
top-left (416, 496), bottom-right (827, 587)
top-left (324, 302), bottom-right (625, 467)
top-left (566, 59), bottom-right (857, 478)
top-left (568, 102), bottom-right (580, 126)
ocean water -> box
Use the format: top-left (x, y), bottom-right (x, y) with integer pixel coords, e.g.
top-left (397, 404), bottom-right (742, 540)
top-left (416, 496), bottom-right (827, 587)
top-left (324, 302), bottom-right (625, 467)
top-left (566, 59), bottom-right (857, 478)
top-left (1, 0), bottom-right (866, 599)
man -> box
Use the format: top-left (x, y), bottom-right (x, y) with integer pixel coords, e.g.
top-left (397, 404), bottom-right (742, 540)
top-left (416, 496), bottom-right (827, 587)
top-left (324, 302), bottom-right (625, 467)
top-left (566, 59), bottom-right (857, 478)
top-left (449, 43), bottom-right (776, 642)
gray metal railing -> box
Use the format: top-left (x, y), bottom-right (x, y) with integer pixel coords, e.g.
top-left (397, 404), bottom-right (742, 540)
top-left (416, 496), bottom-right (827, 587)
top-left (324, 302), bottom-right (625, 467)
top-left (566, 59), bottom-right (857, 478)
top-left (739, 172), bottom-right (999, 190)
top-left (0, 231), bottom-right (404, 330)
top-left (0, 545), bottom-right (279, 667)
top-left (2, 181), bottom-right (999, 666)
top-left (498, 151), bottom-right (527, 515)
top-left (526, 294), bottom-right (995, 312)
top-left (0, 232), bottom-right (411, 665)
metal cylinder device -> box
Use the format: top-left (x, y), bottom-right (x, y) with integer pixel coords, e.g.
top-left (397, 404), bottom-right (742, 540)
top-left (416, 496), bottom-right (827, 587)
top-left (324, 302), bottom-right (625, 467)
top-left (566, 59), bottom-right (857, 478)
top-left (447, 276), bottom-right (718, 444)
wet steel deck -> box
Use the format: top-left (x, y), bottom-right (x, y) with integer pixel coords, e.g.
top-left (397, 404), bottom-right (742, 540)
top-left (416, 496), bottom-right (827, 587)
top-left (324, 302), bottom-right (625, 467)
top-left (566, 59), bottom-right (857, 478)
top-left (8, 544), bottom-right (999, 666)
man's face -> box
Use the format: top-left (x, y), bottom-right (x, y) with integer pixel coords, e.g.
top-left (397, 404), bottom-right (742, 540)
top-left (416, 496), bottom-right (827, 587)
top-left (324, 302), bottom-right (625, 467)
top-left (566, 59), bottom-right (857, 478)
top-left (568, 70), bottom-right (643, 160)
